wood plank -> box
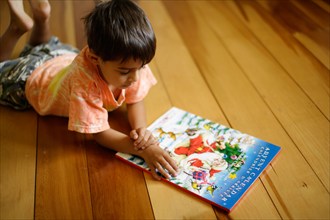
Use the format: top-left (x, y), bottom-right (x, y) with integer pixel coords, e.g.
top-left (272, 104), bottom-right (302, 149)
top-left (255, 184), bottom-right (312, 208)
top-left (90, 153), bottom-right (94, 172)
top-left (141, 1), bottom-right (278, 219)
top-left (85, 107), bottom-right (155, 219)
top-left (162, 1), bottom-right (329, 219)
top-left (35, 116), bottom-right (93, 219)
top-left (194, 2), bottom-right (329, 218)
top-left (49, 1), bottom-right (76, 46)
top-left (294, 32), bottom-right (330, 70)
top-left (257, 0), bottom-right (330, 70)
top-left (312, 0), bottom-right (330, 13)
top-left (291, 0), bottom-right (330, 30)
top-left (72, 1), bottom-right (96, 49)
top-left (0, 107), bottom-right (37, 219)
top-left (227, 1), bottom-right (329, 120)
top-left (205, 1), bottom-right (329, 192)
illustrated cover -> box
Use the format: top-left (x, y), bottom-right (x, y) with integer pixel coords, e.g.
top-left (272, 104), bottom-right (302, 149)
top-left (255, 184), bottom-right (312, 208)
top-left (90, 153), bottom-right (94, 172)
top-left (116, 107), bottom-right (281, 212)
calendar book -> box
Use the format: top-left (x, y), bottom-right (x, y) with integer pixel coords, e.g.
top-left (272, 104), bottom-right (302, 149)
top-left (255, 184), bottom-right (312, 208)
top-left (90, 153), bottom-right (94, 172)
top-left (116, 107), bottom-right (281, 212)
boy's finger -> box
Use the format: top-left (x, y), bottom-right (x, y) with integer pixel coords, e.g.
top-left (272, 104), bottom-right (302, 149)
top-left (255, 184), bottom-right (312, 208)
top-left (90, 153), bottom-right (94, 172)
top-left (151, 136), bottom-right (158, 144)
top-left (164, 153), bottom-right (179, 174)
top-left (155, 162), bottom-right (171, 179)
top-left (137, 127), bottom-right (146, 136)
top-left (130, 130), bottom-right (138, 140)
top-left (134, 136), bottom-right (145, 147)
top-left (134, 138), bottom-right (148, 150)
top-left (134, 142), bottom-right (144, 150)
top-left (149, 165), bottom-right (161, 180)
top-left (135, 129), bottom-right (146, 144)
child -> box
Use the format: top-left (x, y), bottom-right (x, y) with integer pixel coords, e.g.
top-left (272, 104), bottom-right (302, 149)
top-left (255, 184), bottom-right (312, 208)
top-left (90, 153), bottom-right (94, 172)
top-left (0, 0), bottom-right (178, 180)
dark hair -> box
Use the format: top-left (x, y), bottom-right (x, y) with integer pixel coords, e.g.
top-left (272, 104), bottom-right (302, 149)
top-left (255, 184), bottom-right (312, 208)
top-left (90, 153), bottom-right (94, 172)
top-left (84, 0), bottom-right (156, 65)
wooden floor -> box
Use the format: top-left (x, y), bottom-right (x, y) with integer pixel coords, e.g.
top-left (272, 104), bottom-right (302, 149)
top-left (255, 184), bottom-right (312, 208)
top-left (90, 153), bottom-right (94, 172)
top-left (1, 0), bottom-right (329, 219)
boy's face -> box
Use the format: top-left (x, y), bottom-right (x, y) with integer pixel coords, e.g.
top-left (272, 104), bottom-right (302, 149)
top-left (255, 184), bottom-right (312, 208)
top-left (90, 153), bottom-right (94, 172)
top-left (95, 57), bottom-right (144, 90)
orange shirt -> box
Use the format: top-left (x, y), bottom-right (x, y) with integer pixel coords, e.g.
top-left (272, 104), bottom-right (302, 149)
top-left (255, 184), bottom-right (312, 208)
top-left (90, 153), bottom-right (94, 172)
top-left (25, 46), bottom-right (157, 134)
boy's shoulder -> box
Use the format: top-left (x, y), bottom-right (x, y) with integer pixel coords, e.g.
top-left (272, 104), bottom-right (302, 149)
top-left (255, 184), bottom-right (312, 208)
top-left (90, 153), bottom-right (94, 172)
top-left (68, 46), bottom-right (102, 87)
top-left (71, 46), bottom-right (96, 72)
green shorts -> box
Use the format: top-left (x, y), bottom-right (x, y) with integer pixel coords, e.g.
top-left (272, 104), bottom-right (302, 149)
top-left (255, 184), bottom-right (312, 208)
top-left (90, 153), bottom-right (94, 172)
top-left (0, 36), bottom-right (79, 110)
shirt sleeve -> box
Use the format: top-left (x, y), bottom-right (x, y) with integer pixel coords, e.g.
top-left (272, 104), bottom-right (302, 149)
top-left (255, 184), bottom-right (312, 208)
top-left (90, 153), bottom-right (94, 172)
top-left (68, 82), bottom-right (110, 134)
top-left (125, 65), bottom-right (157, 104)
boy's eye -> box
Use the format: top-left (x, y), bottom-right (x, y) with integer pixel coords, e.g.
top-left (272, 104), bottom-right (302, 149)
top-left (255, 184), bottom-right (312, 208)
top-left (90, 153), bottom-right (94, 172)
top-left (119, 70), bottom-right (130, 75)
top-left (118, 65), bottom-right (145, 75)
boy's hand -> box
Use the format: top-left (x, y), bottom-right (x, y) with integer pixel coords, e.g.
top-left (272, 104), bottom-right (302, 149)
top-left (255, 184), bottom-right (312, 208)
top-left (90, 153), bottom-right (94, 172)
top-left (140, 144), bottom-right (179, 180)
top-left (130, 127), bottom-right (158, 151)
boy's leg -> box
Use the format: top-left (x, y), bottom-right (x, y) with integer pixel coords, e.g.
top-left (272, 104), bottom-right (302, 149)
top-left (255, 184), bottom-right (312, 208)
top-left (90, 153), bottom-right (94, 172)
top-left (28, 0), bottom-right (51, 46)
top-left (0, 0), bottom-right (33, 62)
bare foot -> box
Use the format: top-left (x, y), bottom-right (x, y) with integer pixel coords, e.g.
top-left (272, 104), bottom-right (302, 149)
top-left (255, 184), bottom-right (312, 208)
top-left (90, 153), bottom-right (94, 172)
top-left (7, 0), bottom-right (33, 35)
top-left (0, 0), bottom-right (33, 61)
top-left (28, 0), bottom-right (51, 46)
top-left (29, 0), bottom-right (51, 23)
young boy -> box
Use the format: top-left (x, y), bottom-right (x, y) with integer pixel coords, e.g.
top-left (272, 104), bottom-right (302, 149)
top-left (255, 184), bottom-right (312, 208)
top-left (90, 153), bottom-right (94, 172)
top-left (0, 0), bottom-right (178, 180)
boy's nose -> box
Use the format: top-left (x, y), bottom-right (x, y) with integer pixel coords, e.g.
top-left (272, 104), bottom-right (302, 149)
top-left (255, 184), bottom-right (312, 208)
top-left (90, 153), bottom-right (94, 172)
top-left (130, 70), bottom-right (139, 82)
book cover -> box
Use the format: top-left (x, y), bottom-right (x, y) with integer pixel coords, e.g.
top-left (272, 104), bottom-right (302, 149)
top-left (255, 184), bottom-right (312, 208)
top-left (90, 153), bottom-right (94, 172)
top-left (116, 107), bottom-right (281, 212)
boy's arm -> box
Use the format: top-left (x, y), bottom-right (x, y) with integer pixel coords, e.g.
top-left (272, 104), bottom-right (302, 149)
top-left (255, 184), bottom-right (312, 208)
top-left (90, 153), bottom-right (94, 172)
top-left (126, 100), bottom-right (147, 130)
top-left (127, 101), bottom-right (157, 150)
top-left (93, 128), bottom-right (137, 154)
top-left (92, 128), bottom-right (178, 179)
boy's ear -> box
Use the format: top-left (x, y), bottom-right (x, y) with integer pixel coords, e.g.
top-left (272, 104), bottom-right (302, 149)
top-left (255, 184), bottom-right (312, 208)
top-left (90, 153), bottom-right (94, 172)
top-left (88, 50), bottom-right (101, 65)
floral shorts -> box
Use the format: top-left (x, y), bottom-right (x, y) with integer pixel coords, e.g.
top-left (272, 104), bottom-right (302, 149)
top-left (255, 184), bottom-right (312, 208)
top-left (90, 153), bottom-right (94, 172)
top-left (0, 36), bottom-right (79, 110)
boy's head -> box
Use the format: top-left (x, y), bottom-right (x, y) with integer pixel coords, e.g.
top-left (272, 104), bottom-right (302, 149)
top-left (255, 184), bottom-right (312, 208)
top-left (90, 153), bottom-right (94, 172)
top-left (84, 0), bottom-right (156, 65)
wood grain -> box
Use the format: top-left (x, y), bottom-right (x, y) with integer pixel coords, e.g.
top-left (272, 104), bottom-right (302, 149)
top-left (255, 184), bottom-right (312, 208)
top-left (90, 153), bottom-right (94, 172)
top-left (35, 116), bottom-right (93, 219)
top-left (203, 1), bottom-right (330, 192)
top-left (0, 0), bottom-right (329, 219)
top-left (254, 0), bottom-right (329, 118)
top-left (0, 107), bottom-right (37, 219)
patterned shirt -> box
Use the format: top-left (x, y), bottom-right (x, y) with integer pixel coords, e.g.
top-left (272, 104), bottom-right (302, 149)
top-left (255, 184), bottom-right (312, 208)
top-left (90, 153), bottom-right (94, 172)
top-left (25, 46), bottom-right (157, 133)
